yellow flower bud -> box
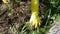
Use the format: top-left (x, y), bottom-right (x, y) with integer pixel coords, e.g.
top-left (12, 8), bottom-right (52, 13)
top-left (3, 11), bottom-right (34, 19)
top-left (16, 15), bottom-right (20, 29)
top-left (2, 0), bottom-right (9, 3)
top-left (29, 0), bottom-right (41, 28)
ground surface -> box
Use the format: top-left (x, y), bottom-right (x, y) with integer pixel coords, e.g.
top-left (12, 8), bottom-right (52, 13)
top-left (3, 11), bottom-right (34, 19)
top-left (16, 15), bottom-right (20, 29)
top-left (0, 0), bottom-right (59, 34)
top-left (0, 1), bottom-right (31, 34)
top-left (48, 16), bottom-right (60, 34)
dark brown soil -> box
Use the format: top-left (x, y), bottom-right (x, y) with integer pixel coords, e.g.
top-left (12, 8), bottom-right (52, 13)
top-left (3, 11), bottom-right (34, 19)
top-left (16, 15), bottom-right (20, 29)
top-left (0, 1), bottom-right (31, 34)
